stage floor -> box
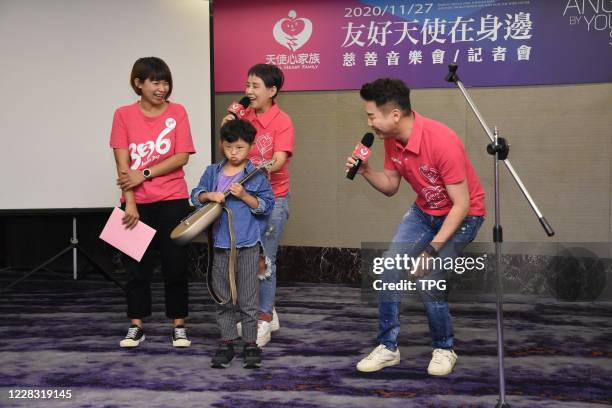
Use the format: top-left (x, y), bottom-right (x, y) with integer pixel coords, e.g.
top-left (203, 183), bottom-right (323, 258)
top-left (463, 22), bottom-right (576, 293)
top-left (0, 270), bottom-right (610, 407)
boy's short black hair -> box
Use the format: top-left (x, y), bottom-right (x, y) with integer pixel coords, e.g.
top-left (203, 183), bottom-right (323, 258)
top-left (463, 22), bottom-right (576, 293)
top-left (220, 119), bottom-right (257, 144)
top-left (247, 63), bottom-right (284, 98)
top-left (360, 78), bottom-right (411, 115)
top-left (130, 57), bottom-right (173, 98)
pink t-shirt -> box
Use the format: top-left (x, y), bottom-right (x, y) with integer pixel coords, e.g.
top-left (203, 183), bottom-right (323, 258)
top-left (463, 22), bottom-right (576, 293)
top-left (244, 103), bottom-right (294, 198)
top-left (109, 102), bottom-right (195, 204)
top-left (384, 111), bottom-right (486, 217)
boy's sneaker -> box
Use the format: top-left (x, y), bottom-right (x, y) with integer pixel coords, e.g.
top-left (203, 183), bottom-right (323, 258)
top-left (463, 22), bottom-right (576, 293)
top-left (427, 348), bottom-right (457, 376)
top-left (210, 342), bottom-right (235, 368)
top-left (356, 344), bottom-right (400, 372)
top-left (256, 320), bottom-right (272, 347)
top-left (242, 343), bottom-right (262, 369)
top-left (119, 325), bottom-right (145, 348)
top-left (270, 308), bottom-right (280, 332)
top-left (172, 326), bottom-right (191, 348)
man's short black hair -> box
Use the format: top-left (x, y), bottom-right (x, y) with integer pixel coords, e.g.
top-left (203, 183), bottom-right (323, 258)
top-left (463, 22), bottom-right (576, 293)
top-left (220, 119), bottom-right (257, 144)
top-left (360, 78), bottom-right (411, 115)
top-left (247, 63), bottom-right (284, 98)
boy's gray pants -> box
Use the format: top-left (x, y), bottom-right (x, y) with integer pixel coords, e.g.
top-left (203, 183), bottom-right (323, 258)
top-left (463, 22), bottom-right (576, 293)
top-left (212, 245), bottom-right (260, 343)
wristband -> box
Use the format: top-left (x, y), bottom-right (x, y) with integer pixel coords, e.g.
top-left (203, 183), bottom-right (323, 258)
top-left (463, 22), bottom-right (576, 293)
top-left (424, 244), bottom-right (439, 257)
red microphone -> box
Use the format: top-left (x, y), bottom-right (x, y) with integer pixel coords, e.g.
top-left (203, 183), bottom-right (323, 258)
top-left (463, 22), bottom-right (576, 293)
top-left (347, 133), bottom-right (374, 180)
top-left (227, 96), bottom-right (251, 119)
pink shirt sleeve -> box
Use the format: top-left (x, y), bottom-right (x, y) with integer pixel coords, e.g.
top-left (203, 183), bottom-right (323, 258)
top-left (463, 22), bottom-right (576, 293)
top-left (174, 106), bottom-right (196, 154)
top-left (109, 109), bottom-right (128, 149)
top-left (436, 139), bottom-right (467, 185)
top-left (273, 117), bottom-right (294, 157)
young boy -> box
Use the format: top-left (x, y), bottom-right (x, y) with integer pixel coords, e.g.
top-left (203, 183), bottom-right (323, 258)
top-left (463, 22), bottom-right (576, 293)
top-left (190, 119), bottom-right (274, 368)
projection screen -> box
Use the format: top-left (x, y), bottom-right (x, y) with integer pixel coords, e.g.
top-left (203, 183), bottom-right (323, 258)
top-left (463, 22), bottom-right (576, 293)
top-left (0, 0), bottom-right (212, 210)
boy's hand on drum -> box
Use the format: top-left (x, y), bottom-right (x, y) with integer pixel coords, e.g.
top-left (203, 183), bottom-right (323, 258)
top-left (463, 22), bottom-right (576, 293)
top-left (206, 192), bottom-right (225, 204)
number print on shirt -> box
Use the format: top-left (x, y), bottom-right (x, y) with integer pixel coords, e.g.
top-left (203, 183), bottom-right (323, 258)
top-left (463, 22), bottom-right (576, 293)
top-left (129, 117), bottom-right (176, 169)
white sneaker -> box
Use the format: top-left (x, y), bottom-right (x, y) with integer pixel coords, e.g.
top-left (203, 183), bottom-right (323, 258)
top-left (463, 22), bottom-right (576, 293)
top-left (119, 325), bottom-right (145, 348)
top-left (356, 344), bottom-right (400, 372)
top-left (172, 326), bottom-right (191, 348)
top-left (256, 320), bottom-right (272, 347)
top-left (239, 310), bottom-right (278, 336)
top-left (427, 348), bottom-right (457, 376)
top-left (270, 308), bottom-right (280, 332)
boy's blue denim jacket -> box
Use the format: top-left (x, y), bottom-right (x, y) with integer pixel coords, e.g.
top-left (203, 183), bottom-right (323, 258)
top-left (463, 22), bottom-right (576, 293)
top-left (190, 160), bottom-right (274, 249)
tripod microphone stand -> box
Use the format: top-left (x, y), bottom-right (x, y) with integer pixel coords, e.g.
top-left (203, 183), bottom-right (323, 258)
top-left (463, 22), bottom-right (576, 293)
top-left (445, 64), bottom-right (554, 407)
top-left (2, 215), bottom-right (125, 293)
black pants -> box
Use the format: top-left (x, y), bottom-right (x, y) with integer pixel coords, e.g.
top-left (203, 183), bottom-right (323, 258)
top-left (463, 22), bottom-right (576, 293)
top-left (122, 199), bottom-right (190, 319)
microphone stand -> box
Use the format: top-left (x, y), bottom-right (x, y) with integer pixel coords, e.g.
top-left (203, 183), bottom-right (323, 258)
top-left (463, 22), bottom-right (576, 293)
top-left (445, 64), bottom-right (554, 408)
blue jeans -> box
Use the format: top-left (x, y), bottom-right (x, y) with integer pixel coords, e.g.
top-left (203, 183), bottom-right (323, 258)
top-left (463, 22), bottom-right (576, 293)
top-left (378, 203), bottom-right (484, 351)
top-left (259, 195), bottom-right (290, 315)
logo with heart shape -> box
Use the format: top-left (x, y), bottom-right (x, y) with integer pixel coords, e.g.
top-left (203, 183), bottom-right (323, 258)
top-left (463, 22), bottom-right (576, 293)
top-left (256, 132), bottom-right (274, 156)
top-left (419, 164), bottom-right (440, 184)
top-left (422, 186), bottom-right (449, 209)
top-left (273, 10), bottom-right (312, 52)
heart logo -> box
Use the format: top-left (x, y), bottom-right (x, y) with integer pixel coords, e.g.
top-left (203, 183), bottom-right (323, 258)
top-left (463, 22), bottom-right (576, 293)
top-left (419, 164), bottom-right (440, 184)
top-left (273, 10), bottom-right (312, 52)
top-left (256, 133), bottom-right (274, 155)
top-left (422, 186), bottom-right (448, 209)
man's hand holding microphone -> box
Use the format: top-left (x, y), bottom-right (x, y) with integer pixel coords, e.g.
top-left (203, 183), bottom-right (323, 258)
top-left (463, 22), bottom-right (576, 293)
top-left (345, 132), bottom-right (374, 180)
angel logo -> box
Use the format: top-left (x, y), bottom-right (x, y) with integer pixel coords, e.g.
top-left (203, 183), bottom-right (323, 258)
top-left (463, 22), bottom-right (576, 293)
top-left (273, 10), bottom-right (312, 51)
top-left (229, 103), bottom-right (245, 118)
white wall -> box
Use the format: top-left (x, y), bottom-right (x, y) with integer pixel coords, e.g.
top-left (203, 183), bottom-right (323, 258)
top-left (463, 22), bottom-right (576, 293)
top-left (0, 0), bottom-right (212, 209)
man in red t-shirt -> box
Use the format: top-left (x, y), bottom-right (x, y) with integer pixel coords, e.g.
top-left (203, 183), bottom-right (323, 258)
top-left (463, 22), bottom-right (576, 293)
top-left (347, 78), bottom-right (486, 376)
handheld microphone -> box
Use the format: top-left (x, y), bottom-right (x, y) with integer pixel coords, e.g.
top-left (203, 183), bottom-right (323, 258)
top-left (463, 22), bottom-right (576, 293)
top-left (227, 96), bottom-right (251, 119)
top-left (347, 132), bottom-right (374, 180)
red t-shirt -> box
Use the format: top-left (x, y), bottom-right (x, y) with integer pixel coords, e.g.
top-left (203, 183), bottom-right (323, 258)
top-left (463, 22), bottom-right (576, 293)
top-left (384, 111), bottom-right (486, 216)
top-left (244, 103), bottom-right (294, 198)
top-left (109, 102), bottom-right (195, 204)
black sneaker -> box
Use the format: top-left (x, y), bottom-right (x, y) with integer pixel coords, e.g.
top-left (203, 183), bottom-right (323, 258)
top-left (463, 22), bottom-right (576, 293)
top-left (242, 343), bottom-right (262, 369)
top-left (172, 325), bottom-right (191, 347)
top-left (119, 325), bottom-right (145, 348)
top-left (211, 342), bottom-right (235, 368)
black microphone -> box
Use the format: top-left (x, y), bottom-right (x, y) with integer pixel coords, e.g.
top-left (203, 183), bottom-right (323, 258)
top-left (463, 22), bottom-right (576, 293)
top-left (347, 132), bottom-right (374, 180)
top-left (227, 96), bottom-right (251, 119)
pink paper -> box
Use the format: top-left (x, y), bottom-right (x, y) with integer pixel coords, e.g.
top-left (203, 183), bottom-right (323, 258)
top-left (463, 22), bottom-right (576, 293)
top-left (99, 207), bottom-right (156, 262)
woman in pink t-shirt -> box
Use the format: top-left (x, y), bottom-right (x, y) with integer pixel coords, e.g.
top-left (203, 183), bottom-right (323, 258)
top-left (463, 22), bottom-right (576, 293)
top-left (110, 57), bottom-right (196, 349)
top-left (222, 64), bottom-right (295, 347)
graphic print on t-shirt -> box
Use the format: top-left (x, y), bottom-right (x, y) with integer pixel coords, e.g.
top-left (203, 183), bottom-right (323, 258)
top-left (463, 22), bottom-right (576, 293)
top-left (256, 132), bottom-right (274, 157)
top-left (129, 117), bottom-right (176, 169)
top-left (419, 164), bottom-right (440, 184)
top-left (422, 185), bottom-right (449, 209)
